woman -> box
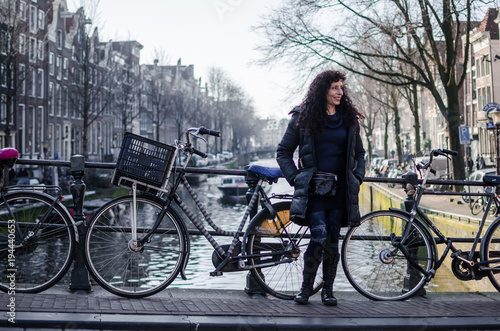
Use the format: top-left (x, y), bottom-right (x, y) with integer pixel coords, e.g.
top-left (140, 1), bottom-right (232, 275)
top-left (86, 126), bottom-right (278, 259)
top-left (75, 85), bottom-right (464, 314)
top-left (276, 70), bottom-right (365, 306)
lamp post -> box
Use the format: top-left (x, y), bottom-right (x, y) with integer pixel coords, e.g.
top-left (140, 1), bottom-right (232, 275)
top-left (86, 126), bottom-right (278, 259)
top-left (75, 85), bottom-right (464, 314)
top-left (491, 109), bottom-right (500, 175)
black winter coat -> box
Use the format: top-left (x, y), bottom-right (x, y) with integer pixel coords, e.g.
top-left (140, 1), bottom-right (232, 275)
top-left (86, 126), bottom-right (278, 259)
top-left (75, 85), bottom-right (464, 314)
top-left (276, 107), bottom-right (366, 227)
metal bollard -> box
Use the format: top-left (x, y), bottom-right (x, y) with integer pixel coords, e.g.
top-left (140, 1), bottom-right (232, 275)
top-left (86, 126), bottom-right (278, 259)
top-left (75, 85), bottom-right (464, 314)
top-left (243, 166), bottom-right (266, 295)
top-left (402, 171), bottom-right (426, 296)
top-left (69, 155), bottom-right (91, 292)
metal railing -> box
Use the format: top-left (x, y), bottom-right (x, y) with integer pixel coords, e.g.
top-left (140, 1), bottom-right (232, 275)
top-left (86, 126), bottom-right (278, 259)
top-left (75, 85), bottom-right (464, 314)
top-left (13, 155), bottom-right (497, 292)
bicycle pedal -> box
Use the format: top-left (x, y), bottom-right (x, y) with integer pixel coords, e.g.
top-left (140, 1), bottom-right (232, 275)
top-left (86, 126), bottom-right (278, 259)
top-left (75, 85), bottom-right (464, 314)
top-left (210, 271), bottom-right (223, 277)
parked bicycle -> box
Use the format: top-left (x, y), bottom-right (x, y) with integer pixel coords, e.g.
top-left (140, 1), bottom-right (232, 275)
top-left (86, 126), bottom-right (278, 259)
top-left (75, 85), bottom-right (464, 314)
top-left (84, 128), bottom-right (319, 299)
top-left (342, 148), bottom-right (500, 300)
top-left (0, 148), bottom-right (78, 293)
top-left (469, 188), bottom-right (499, 217)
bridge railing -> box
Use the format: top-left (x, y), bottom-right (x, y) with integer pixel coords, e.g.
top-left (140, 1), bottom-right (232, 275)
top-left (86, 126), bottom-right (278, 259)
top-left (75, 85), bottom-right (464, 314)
top-left (12, 156), bottom-right (495, 292)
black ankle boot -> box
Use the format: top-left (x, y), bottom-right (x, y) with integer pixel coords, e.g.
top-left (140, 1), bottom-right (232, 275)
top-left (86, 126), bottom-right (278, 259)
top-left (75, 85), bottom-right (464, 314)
top-left (294, 255), bottom-right (320, 304)
top-left (321, 252), bottom-right (340, 306)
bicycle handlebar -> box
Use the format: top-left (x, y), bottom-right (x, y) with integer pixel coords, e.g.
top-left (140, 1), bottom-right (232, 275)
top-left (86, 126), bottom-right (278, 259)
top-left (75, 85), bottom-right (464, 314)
top-left (432, 148), bottom-right (458, 157)
top-left (198, 127), bottom-right (221, 137)
top-left (417, 148), bottom-right (458, 173)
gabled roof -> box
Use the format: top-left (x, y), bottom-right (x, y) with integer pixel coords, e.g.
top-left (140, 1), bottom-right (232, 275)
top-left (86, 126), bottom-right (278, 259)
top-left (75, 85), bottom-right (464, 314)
top-left (478, 8), bottom-right (499, 40)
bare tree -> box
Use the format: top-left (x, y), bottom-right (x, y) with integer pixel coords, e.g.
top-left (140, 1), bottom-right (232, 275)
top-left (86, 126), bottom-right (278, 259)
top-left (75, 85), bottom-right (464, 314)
top-left (0, 0), bottom-right (46, 148)
top-left (255, 0), bottom-right (492, 180)
top-left (353, 77), bottom-right (380, 162)
top-left (69, 6), bottom-right (111, 158)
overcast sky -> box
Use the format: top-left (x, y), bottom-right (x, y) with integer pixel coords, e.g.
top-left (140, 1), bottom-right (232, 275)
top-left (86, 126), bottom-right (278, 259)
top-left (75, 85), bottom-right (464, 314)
top-left (68, 0), bottom-right (302, 119)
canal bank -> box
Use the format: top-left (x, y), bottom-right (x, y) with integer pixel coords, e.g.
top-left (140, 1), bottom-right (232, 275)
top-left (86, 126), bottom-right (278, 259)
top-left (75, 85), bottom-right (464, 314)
top-left (360, 182), bottom-right (497, 293)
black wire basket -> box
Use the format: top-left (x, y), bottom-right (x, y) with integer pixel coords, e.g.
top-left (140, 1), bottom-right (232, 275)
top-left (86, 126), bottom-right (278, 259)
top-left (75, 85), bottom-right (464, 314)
top-left (112, 132), bottom-right (176, 192)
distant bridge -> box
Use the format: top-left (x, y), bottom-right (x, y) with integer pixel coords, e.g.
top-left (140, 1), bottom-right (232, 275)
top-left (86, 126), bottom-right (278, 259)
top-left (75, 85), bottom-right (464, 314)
top-left (237, 148), bottom-right (277, 166)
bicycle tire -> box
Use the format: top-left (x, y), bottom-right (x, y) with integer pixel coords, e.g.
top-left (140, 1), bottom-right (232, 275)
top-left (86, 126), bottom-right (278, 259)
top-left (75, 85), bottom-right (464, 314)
top-left (462, 192), bottom-right (470, 204)
top-left (0, 191), bottom-right (75, 293)
top-left (471, 198), bottom-right (484, 216)
top-left (489, 201), bottom-right (498, 217)
top-left (481, 218), bottom-right (500, 291)
top-left (246, 201), bottom-right (323, 300)
top-left (85, 195), bottom-right (188, 298)
top-left (342, 210), bottom-right (434, 301)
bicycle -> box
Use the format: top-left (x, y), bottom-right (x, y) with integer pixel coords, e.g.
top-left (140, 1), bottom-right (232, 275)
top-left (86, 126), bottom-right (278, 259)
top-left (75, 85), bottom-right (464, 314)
top-left (342, 148), bottom-right (500, 301)
top-left (469, 188), bottom-right (499, 216)
top-left (0, 148), bottom-right (78, 293)
top-left (84, 128), bottom-right (320, 299)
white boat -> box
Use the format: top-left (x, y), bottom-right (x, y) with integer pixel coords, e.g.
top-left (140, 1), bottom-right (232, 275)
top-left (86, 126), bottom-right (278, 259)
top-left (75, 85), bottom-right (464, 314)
top-left (217, 175), bottom-right (247, 197)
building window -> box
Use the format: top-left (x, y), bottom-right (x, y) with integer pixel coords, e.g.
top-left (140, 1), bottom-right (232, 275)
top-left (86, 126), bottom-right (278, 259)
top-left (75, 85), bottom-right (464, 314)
top-left (485, 55), bottom-right (491, 76)
top-left (56, 29), bottom-right (63, 49)
top-left (20, 1), bottom-right (26, 21)
top-left (19, 34), bottom-right (26, 54)
top-left (29, 5), bottom-right (36, 33)
top-left (29, 37), bottom-right (36, 62)
top-left (1, 95), bottom-right (6, 124)
top-left (29, 67), bottom-right (35, 97)
top-left (38, 10), bottom-right (44, 30)
top-left (63, 58), bottom-right (68, 79)
top-left (56, 84), bottom-right (61, 116)
top-left (19, 64), bottom-right (25, 95)
top-left (0, 65), bottom-right (5, 87)
top-left (63, 58), bottom-right (69, 79)
top-left (37, 69), bottom-right (43, 98)
top-left (37, 39), bottom-right (44, 60)
top-left (48, 82), bottom-right (54, 115)
top-left (56, 55), bottom-right (61, 79)
top-left (48, 123), bottom-right (53, 158)
top-left (63, 87), bottom-right (68, 117)
top-left (49, 52), bottom-right (54, 75)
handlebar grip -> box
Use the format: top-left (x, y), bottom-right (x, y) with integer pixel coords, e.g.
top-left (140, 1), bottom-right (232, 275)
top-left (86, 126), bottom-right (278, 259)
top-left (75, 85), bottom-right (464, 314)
top-left (441, 149), bottom-right (458, 156)
top-left (192, 147), bottom-right (207, 158)
top-left (199, 127), bottom-right (221, 137)
top-left (430, 168), bottom-right (437, 175)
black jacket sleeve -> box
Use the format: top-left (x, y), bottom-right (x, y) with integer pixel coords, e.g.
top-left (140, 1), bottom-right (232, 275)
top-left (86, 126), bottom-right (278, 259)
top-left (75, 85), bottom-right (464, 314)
top-left (276, 113), bottom-right (300, 186)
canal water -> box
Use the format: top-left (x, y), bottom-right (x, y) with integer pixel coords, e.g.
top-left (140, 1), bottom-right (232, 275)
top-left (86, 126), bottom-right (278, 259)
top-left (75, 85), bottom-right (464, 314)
top-left (58, 158), bottom-right (483, 293)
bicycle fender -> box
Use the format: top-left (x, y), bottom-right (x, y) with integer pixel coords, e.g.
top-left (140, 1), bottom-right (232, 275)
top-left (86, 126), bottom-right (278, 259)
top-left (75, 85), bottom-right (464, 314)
top-left (242, 201), bottom-right (291, 252)
top-left (6, 191), bottom-right (80, 242)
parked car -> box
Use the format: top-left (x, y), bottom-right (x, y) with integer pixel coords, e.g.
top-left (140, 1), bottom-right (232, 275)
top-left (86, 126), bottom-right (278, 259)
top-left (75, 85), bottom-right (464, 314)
top-left (370, 157), bottom-right (385, 176)
top-left (9, 177), bottom-right (43, 186)
top-left (465, 169), bottom-right (496, 195)
top-left (379, 159), bottom-right (398, 177)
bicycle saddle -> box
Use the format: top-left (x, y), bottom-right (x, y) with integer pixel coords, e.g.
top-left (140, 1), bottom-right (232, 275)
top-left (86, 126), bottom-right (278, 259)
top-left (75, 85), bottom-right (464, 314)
top-left (0, 148), bottom-right (18, 167)
top-left (247, 165), bottom-right (283, 182)
top-left (483, 175), bottom-right (500, 186)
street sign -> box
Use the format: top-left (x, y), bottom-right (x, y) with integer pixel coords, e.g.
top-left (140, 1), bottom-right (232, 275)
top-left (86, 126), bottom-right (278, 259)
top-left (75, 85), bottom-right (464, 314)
top-left (459, 125), bottom-right (470, 144)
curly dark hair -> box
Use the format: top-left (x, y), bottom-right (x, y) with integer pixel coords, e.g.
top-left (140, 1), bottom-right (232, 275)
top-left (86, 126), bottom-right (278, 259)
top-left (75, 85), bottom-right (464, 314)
top-left (298, 70), bottom-right (361, 134)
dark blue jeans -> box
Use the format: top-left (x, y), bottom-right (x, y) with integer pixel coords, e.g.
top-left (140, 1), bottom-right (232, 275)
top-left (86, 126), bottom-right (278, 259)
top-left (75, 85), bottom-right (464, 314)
top-left (304, 208), bottom-right (343, 261)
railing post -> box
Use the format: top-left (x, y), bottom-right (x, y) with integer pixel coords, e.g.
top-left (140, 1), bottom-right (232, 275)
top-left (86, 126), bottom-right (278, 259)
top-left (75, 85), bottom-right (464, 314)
top-left (69, 155), bottom-right (91, 292)
top-left (243, 166), bottom-right (266, 295)
top-left (402, 171), bottom-right (426, 296)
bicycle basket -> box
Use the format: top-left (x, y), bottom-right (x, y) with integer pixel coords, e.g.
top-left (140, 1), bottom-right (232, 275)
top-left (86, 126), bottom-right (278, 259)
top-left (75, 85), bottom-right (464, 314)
top-left (112, 132), bottom-right (176, 192)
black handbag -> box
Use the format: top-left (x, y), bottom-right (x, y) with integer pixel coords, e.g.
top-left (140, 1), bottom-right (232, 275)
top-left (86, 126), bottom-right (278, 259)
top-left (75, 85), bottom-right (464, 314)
top-left (309, 171), bottom-right (337, 197)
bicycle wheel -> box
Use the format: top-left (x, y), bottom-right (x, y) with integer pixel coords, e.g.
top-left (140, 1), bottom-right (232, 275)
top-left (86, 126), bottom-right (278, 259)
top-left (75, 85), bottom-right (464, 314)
top-left (246, 201), bottom-right (323, 300)
top-left (0, 191), bottom-right (75, 293)
top-left (342, 210), bottom-right (434, 301)
top-left (85, 195), bottom-right (188, 298)
top-left (462, 191), bottom-right (470, 204)
top-left (482, 218), bottom-right (500, 291)
top-left (489, 200), bottom-right (498, 217)
top-left (471, 197), bottom-right (484, 216)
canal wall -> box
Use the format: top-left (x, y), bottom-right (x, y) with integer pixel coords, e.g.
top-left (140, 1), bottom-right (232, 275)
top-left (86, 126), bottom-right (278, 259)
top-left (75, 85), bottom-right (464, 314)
top-left (359, 183), bottom-right (496, 293)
